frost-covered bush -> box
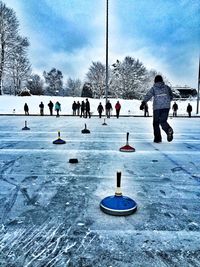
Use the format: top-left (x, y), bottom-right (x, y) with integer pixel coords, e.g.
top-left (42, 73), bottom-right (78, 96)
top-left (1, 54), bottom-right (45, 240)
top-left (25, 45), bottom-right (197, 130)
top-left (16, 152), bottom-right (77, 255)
top-left (18, 87), bottom-right (31, 96)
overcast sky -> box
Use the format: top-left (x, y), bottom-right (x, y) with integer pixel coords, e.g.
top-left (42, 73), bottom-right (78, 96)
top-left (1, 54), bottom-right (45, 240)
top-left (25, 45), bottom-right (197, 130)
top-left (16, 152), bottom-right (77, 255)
top-left (3, 0), bottom-right (200, 88)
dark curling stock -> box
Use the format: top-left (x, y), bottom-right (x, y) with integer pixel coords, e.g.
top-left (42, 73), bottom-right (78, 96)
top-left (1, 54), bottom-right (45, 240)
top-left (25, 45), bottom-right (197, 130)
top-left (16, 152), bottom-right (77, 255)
top-left (119, 132), bottom-right (135, 152)
top-left (81, 124), bottom-right (90, 134)
top-left (69, 158), bottom-right (78, 164)
top-left (22, 121), bottom-right (30, 130)
top-left (100, 172), bottom-right (137, 216)
top-left (53, 131), bottom-right (66, 144)
top-left (102, 119), bottom-right (107, 126)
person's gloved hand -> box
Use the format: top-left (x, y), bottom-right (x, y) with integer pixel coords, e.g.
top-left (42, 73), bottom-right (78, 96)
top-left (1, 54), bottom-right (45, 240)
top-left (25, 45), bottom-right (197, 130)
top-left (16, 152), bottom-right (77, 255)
top-left (140, 101), bottom-right (145, 110)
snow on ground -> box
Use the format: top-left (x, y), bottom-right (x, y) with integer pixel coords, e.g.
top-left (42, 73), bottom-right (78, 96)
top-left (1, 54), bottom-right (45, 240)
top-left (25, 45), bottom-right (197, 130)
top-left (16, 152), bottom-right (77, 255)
top-left (0, 95), bottom-right (198, 116)
top-left (0, 115), bottom-right (200, 266)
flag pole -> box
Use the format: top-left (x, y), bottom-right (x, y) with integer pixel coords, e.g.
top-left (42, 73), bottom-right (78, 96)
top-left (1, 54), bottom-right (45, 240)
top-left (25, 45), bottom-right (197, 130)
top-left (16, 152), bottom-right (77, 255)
top-left (105, 0), bottom-right (109, 106)
top-left (196, 57), bottom-right (200, 114)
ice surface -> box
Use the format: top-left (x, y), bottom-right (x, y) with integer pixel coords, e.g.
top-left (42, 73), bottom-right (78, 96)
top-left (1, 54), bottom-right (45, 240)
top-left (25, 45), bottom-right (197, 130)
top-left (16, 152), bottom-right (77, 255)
top-left (0, 116), bottom-right (200, 266)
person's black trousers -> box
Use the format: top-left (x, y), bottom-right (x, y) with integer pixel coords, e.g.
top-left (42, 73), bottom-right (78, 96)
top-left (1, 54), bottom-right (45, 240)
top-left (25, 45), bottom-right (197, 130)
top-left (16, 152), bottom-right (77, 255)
top-left (153, 108), bottom-right (171, 141)
top-left (86, 110), bottom-right (91, 118)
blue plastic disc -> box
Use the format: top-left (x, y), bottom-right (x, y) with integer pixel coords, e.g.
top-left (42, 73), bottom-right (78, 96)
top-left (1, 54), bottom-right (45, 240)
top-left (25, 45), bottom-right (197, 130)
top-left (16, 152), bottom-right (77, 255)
top-left (53, 139), bottom-right (66, 144)
top-left (100, 195), bottom-right (137, 216)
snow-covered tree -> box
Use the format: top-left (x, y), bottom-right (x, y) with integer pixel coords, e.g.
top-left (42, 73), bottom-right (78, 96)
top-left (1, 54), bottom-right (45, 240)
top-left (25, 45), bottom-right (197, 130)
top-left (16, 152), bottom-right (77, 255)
top-left (66, 77), bottom-right (82, 96)
top-left (0, 1), bottom-right (19, 94)
top-left (0, 1), bottom-right (31, 95)
top-left (7, 36), bottom-right (31, 95)
top-left (111, 57), bottom-right (148, 99)
top-left (26, 74), bottom-right (44, 95)
top-left (81, 82), bottom-right (93, 98)
top-left (43, 68), bottom-right (63, 96)
top-left (1, 74), bottom-right (14, 95)
top-left (135, 69), bottom-right (158, 99)
top-left (86, 61), bottom-right (107, 98)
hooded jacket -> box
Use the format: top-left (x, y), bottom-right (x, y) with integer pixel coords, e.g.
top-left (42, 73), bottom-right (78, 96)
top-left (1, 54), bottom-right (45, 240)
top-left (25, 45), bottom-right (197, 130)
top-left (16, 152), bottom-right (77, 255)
top-left (143, 82), bottom-right (173, 110)
top-left (55, 102), bottom-right (61, 111)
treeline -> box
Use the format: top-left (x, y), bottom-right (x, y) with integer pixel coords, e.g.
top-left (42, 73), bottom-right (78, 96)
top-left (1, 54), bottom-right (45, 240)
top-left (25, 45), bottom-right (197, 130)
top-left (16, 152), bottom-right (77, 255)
top-left (0, 1), bottom-right (179, 99)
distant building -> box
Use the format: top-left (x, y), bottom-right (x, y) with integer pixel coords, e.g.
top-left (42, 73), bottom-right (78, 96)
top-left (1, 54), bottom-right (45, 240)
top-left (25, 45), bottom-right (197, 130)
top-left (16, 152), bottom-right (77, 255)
top-left (172, 86), bottom-right (197, 98)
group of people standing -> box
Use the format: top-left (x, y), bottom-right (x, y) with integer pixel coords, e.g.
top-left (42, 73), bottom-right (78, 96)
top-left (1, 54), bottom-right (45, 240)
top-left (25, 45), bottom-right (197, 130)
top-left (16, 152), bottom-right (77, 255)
top-left (24, 100), bottom-right (61, 116)
top-left (72, 99), bottom-right (121, 118)
top-left (95, 100), bottom-right (122, 118)
top-left (172, 101), bottom-right (193, 117)
top-left (24, 99), bottom-right (122, 118)
top-left (72, 99), bottom-right (91, 118)
top-left (96, 100), bottom-right (121, 118)
top-left (23, 96), bottom-right (194, 120)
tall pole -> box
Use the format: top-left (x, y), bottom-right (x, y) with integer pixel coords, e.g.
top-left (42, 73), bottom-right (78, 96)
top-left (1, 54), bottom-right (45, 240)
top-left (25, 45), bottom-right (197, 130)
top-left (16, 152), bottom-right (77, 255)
top-left (196, 57), bottom-right (200, 114)
top-left (105, 0), bottom-right (109, 106)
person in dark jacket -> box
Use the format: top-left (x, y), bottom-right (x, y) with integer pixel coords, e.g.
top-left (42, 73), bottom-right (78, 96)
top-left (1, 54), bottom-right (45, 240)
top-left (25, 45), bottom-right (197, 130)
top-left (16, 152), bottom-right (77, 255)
top-left (72, 101), bottom-right (77, 116)
top-left (39, 101), bottom-right (44, 115)
top-left (85, 98), bottom-right (91, 118)
top-left (186, 103), bottom-right (192, 117)
top-left (80, 100), bottom-right (85, 118)
top-left (172, 102), bottom-right (178, 117)
top-left (105, 100), bottom-right (112, 118)
top-left (140, 75), bottom-right (173, 143)
top-left (97, 102), bottom-right (104, 118)
top-left (24, 103), bottom-right (29, 115)
top-left (115, 101), bottom-right (121, 118)
top-left (48, 101), bottom-right (54, 115)
top-left (76, 101), bottom-right (80, 116)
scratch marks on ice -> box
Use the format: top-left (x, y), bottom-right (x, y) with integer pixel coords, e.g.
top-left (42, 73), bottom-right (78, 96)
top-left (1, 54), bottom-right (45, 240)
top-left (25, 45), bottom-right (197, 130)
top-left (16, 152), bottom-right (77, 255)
top-left (0, 222), bottom-right (97, 266)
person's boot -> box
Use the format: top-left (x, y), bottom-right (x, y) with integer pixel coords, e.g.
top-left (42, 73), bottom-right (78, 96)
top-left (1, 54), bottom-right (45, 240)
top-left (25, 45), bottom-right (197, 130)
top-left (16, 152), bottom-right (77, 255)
top-left (167, 128), bottom-right (173, 142)
top-left (154, 139), bottom-right (162, 143)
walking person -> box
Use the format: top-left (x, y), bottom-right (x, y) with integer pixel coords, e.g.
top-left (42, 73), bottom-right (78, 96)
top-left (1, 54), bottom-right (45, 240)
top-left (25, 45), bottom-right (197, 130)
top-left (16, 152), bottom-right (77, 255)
top-left (80, 100), bottom-right (85, 118)
top-left (140, 75), bottom-right (174, 143)
top-left (105, 100), bottom-right (112, 118)
top-left (85, 98), bottom-right (91, 118)
top-left (72, 101), bottom-right (77, 116)
top-left (24, 103), bottom-right (29, 115)
top-left (115, 101), bottom-right (121, 118)
top-left (48, 100), bottom-right (54, 115)
top-left (39, 101), bottom-right (44, 116)
top-left (97, 102), bottom-right (104, 118)
top-left (77, 101), bottom-right (81, 116)
top-left (55, 101), bottom-right (61, 117)
top-left (186, 103), bottom-right (192, 117)
top-left (172, 101), bottom-right (178, 117)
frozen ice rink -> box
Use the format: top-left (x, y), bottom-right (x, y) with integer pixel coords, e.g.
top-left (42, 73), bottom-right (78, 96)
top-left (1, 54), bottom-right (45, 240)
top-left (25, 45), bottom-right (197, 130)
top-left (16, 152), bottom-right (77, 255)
top-left (0, 115), bottom-right (200, 267)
